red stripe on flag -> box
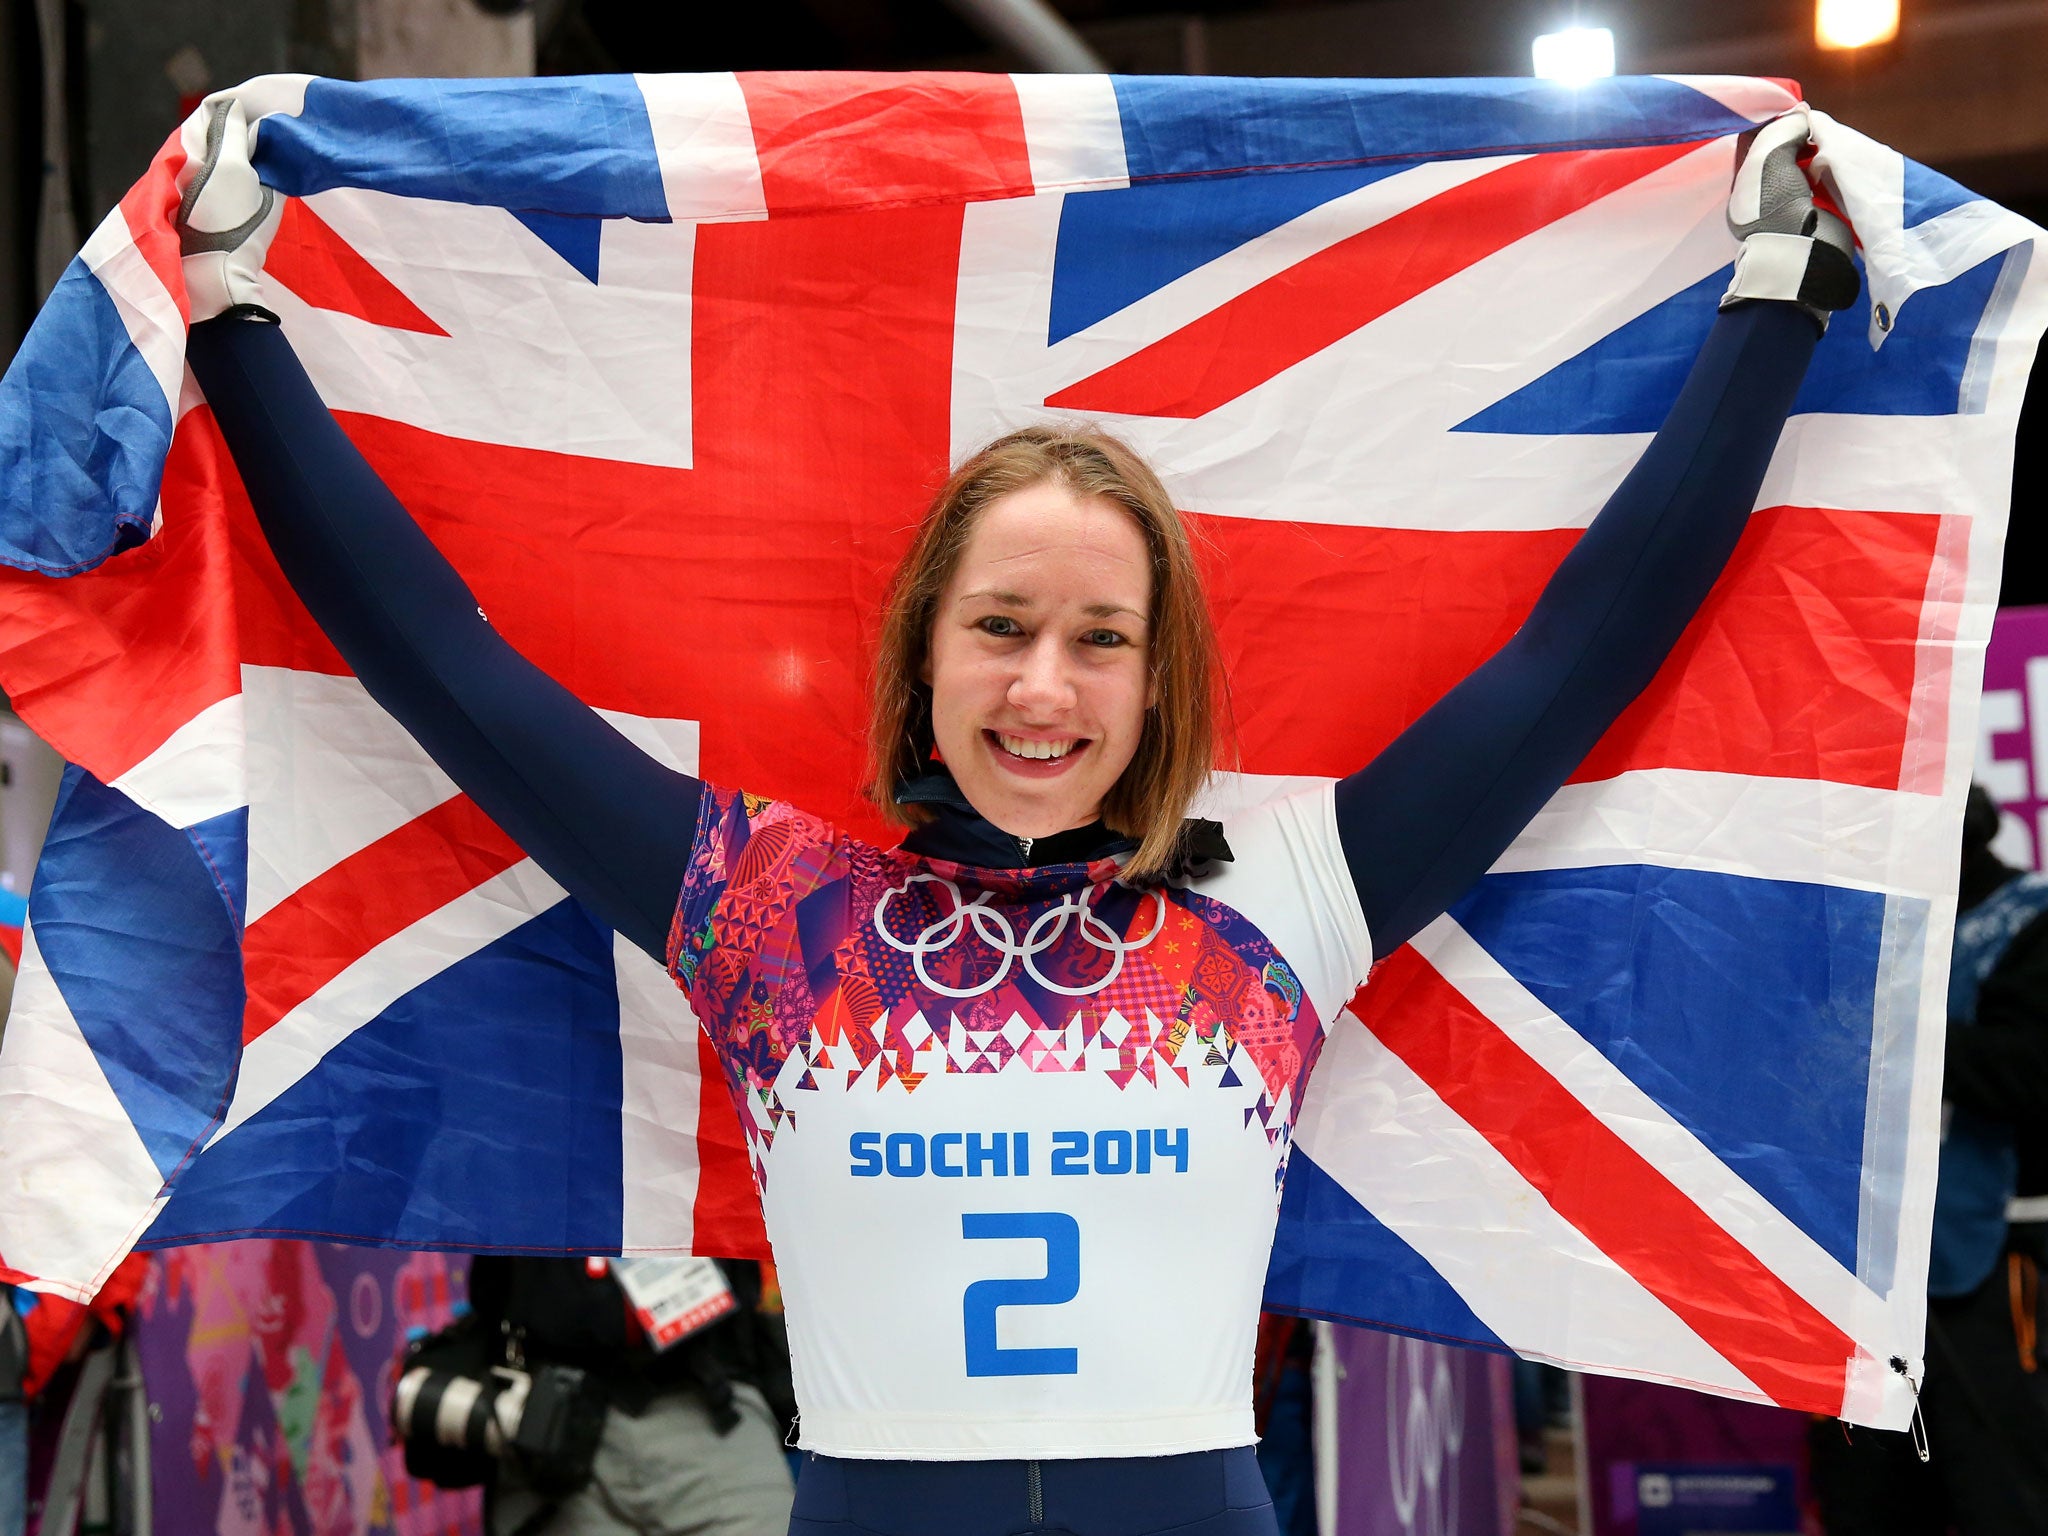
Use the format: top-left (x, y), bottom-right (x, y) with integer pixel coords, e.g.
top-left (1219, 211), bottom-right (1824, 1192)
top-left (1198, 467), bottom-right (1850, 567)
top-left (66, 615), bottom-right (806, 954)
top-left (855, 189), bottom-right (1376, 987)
top-left (1200, 504), bottom-right (1940, 791)
top-left (0, 425), bottom-right (246, 785)
top-left (739, 73), bottom-right (1034, 215)
top-left (241, 794), bottom-right (524, 1045)
top-left (266, 198), bottom-right (449, 336)
top-left (0, 924), bottom-right (20, 968)
top-left (691, 1032), bottom-right (771, 1259)
top-left (116, 125), bottom-right (192, 323)
top-left (1358, 946), bottom-right (1857, 1411)
top-left (1570, 504), bottom-right (1942, 788)
top-left (1047, 142), bottom-right (1699, 420)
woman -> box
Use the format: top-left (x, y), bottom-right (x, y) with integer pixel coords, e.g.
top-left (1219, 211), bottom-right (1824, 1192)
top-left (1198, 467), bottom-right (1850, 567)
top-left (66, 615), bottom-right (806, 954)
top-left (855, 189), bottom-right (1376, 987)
top-left (180, 103), bottom-right (1854, 1536)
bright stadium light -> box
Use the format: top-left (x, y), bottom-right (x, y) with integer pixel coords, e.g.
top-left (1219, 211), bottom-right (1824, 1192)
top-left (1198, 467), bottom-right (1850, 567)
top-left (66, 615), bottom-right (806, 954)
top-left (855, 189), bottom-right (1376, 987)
top-left (1532, 26), bottom-right (1616, 85)
top-left (1815, 0), bottom-right (1899, 49)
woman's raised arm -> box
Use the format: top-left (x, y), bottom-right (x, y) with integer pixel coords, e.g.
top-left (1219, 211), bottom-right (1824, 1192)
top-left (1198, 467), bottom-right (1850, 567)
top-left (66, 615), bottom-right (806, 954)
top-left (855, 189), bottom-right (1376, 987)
top-left (1333, 113), bottom-right (1858, 960)
top-left (186, 312), bottom-right (701, 963)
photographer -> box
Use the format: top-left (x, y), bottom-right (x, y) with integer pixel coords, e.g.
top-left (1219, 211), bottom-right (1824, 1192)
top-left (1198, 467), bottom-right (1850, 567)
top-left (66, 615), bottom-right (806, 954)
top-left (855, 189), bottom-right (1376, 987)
top-left (398, 1256), bottom-right (795, 1536)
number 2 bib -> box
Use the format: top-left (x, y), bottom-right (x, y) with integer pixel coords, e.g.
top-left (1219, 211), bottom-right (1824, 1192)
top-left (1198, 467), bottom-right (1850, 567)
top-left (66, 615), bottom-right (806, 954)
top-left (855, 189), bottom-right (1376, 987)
top-left (668, 783), bottom-right (1372, 1460)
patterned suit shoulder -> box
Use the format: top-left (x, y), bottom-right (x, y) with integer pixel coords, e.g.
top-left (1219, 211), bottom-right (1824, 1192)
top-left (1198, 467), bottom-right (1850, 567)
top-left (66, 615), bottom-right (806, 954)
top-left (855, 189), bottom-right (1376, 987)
top-left (666, 783), bottom-right (874, 1001)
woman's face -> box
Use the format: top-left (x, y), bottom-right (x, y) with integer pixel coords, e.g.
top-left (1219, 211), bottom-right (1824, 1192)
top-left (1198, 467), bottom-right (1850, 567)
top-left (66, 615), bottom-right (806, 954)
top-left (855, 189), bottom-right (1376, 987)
top-left (925, 481), bottom-right (1156, 844)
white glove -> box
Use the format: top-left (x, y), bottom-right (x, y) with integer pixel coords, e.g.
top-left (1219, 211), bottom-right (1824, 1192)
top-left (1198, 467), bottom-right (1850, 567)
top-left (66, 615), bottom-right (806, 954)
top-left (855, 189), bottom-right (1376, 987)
top-left (176, 96), bottom-right (283, 322)
top-left (1721, 107), bottom-right (1860, 330)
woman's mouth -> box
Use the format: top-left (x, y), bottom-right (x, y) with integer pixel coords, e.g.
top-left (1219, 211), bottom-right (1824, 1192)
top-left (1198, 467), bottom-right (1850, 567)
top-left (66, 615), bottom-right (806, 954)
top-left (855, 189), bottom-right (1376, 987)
top-left (986, 730), bottom-right (1088, 775)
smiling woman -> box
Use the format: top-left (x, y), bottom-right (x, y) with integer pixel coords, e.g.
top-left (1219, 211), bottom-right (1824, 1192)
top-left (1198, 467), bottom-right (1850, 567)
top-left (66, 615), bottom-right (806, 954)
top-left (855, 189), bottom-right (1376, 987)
top-left (176, 97), bottom-right (1857, 1536)
top-left (867, 427), bottom-right (1218, 877)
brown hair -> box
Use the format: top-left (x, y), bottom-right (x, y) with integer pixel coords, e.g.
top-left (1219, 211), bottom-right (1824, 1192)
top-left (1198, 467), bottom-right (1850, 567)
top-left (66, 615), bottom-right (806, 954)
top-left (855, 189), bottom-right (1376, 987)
top-left (866, 424), bottom-right (1225, 882)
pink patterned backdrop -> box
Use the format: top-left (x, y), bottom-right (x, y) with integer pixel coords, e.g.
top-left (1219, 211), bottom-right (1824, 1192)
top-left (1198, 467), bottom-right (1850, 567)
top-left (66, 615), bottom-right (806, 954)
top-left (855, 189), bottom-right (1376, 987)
top-left (135, 1243), bottom-right (481, 1535)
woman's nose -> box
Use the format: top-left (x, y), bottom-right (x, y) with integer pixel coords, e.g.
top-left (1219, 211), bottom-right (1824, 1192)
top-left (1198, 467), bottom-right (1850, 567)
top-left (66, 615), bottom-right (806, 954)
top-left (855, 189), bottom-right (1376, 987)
top-left (1008, 637), bottom-right (1076, 714)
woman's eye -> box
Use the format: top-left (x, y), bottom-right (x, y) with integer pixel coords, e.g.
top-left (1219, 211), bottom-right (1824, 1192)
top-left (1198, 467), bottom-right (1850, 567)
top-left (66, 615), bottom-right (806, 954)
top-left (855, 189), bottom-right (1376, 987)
top-left (979, 616), bottom-right (1023, 637)
top-left (1084, 629), bottom-right (1128, 648)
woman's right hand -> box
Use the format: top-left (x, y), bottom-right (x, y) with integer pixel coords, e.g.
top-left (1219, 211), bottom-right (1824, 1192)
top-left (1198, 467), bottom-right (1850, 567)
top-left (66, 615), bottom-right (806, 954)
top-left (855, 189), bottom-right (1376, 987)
top-left (177, 95), bottom-right (283, 322)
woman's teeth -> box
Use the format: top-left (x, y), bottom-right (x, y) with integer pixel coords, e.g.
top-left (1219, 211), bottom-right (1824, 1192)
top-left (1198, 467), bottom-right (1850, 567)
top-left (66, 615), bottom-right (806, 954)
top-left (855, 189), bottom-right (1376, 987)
top-left (997, 734), bottom-right (1077, 761)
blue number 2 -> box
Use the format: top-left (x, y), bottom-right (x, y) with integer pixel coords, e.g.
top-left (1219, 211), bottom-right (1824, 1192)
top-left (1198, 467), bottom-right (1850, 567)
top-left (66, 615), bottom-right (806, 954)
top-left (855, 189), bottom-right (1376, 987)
top-left (961, 1212), bottom-right (1080, 1377)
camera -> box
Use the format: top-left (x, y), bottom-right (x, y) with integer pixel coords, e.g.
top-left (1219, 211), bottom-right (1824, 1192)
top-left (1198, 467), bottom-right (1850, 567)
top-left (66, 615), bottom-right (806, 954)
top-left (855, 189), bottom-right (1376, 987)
top-left (391, 1334), bottom-right (607, 1495)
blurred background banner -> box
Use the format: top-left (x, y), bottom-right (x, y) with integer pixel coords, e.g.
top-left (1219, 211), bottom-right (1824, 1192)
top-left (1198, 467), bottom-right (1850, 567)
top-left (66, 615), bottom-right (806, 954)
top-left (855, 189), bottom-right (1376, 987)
top-left (1323, 1327), bottom-right (1518, 1536)
top-left (1976, 604), bottom-right (2048, 870)
top-left (1578, 1373), bottom-right (1819, 1536)
top-left (133, 1244), bottom-right (477, 1536)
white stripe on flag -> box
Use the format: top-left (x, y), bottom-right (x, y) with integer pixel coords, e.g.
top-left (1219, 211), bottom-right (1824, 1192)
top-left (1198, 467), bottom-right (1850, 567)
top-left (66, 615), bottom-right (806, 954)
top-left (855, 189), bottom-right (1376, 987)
top-left (593, 708), bottom-right (700, 777)
top-left (1012, 75), bottom-right (1129, 195)
top-left (242, 664), bottom-right (698, 925)
top-left (272, 189), bottom-right (700, 471)
top-left (79, 210), bottom-right (185, 424)
top-left (243, 666), bottom-right (460, 924)
top-left (1200, 768), bottom-right (1948, 901)
top-left (1759, 411), bottom-right (2018, 522)
top-left (0, 921), bottom-right (170, 1301)
top-left (1493, 771), bottom-right (1952, 900)
top-left (615, 934), bottom-right (706, 1253)
top-left (107, 691), bottom-right (246, 831)
top-left (1293, 1010), bottom-right (1768, 1400)
top-left (213, 857), bottom-right (570, 1144)
top-left (1411, 915), bottom-right (1897, 1366)
top-left (634, 72), bottom-right (768, 223)
top-left (1656, 76), bottom-right (1802, 124)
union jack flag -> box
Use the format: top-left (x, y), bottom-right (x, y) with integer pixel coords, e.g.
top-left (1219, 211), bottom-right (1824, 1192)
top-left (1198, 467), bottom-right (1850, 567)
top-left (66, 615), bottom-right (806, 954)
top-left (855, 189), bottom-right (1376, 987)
top-left (0, 70), bottom-right (2038, 1429)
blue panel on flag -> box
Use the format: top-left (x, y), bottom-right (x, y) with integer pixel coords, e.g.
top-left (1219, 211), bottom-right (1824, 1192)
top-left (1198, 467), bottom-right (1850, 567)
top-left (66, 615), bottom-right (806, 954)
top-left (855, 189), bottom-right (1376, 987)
top-left (1451, 865), bottom-right (1883, 1270)
top-left (0, 259), bottom-right (170, 576)
top-left (0, 888), bottom-right (25, 927)
top-left (1903, 159), bottom-right (1982, 229)
top-left (1050, 163), bottom-right (1408, 343)
top-left (1263, 1151), bottom-right (1507, 1351)
top-left (142, 899), bottom-right (626, 1253)
top-left (1108, 76), bottom-right (1760, 184)
top-left (31, 767), bottom-right (244, 1181)
top-left (1457, 251), bottom-right (2009, 434)
top-left (513, 211), bottom-right (604, 282)
top-left (256, 77), bottom-right (668, 219)
top-left (186, 805), bottom-right (250, 933)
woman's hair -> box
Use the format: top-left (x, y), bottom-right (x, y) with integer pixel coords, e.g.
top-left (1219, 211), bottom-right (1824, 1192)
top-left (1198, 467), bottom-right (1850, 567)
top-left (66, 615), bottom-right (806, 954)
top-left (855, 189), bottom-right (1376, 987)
top-left (866, 424), bottom-right (1225, 882)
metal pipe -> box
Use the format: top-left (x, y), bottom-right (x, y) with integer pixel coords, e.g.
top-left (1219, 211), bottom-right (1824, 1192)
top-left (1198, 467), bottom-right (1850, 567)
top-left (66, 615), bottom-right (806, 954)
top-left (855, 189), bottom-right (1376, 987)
top-left (940, 0), bottom-right (1108, 72)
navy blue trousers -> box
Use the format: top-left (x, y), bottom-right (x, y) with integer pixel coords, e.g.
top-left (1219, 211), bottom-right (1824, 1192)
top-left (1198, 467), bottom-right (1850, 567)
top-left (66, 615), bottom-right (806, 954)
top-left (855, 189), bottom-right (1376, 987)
top-left (788, 1449), bottom-right (1277, 1536)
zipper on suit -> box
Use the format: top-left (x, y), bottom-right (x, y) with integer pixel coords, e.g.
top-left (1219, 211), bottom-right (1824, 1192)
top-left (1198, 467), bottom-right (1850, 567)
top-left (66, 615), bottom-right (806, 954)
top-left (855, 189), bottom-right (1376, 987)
top-left (1027, 1460), bottom-right (1043, 1524)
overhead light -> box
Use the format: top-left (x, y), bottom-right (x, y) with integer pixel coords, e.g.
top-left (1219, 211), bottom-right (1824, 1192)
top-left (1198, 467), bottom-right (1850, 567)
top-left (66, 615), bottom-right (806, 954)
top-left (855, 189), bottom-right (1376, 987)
top-left (1815, 0), bottom-right (1899, 49)
top-left (1532, 26), bottom-right (1616, 85)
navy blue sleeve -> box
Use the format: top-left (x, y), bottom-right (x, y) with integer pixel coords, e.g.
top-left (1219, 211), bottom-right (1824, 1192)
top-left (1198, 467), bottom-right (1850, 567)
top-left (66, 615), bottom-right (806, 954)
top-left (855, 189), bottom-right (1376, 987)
top-left (1335, 300), bottom-right (1820, 961)
top-left (185, 316), bottom-right (700, 964)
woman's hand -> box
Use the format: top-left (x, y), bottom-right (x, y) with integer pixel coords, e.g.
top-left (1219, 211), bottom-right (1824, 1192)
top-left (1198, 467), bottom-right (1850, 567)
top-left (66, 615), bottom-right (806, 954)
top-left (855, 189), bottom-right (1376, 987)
top-left (1721, 106), bottom-right (1860, 330)
top-left (176, 95), bottom-right (283, 322)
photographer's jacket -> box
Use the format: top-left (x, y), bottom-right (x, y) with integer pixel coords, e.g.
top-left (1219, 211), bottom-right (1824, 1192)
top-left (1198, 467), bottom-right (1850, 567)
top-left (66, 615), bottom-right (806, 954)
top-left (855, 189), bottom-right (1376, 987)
top-left (467, 1256), bottom-right (780, 1425)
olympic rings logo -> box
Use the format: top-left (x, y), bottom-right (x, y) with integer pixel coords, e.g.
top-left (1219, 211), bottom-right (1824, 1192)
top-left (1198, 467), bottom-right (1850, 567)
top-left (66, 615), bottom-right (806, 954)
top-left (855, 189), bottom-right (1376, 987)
top-left (1386, 1335), bottom-right (1465, 1536)
top-left (872, 873), bottom-right (1168, 999)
